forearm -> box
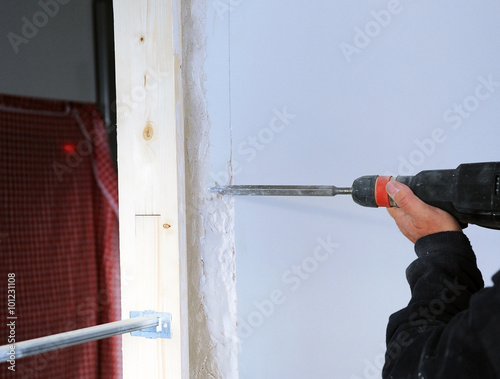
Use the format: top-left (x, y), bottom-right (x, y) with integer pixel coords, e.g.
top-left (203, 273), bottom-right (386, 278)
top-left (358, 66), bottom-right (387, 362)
top-left (383, 231), bottom-right (485, 377)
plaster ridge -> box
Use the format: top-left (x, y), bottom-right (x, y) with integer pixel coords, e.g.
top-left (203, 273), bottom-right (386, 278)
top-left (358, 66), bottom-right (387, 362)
top-left (182, 0), bottom-right (239, 377)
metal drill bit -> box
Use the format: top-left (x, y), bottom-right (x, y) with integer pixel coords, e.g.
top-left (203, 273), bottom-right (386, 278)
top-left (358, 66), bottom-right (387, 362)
top-left (209, 185), bottom-right (353, 197)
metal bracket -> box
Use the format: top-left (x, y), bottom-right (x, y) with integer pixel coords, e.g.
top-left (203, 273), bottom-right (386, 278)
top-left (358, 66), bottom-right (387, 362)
top-left (130, 311), bottom-right (172, 339)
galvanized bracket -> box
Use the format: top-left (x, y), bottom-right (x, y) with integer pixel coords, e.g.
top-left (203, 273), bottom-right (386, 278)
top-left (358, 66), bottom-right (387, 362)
top-left (130, 311), bottom-right (172, 339)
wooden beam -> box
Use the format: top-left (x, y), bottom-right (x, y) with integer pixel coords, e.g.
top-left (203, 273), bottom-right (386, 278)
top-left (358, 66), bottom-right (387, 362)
top-left (112, 0), bottom-right (188, 377)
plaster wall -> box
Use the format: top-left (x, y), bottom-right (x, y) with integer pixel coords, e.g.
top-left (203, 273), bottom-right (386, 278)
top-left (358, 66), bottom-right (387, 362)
top-left (183, 1), bottom-right (238, 377)
top-left (201, 1), bottom-right (500, 378)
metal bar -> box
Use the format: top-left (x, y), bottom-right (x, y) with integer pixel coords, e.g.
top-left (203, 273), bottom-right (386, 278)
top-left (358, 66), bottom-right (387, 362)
top-left (0, 316), bottom-right (158, 363)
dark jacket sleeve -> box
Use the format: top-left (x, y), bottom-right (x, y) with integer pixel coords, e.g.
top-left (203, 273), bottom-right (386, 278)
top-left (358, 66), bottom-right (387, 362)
top-left (383, 231), bottom-right (500, 379)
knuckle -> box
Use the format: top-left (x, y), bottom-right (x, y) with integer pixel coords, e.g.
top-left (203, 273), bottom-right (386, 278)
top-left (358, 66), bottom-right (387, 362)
top-left (394, 193), bottom-right (411, 208)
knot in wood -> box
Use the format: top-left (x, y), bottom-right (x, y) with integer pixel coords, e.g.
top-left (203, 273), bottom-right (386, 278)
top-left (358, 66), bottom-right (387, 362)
top-left (143, 124), bottom-right (154, 141)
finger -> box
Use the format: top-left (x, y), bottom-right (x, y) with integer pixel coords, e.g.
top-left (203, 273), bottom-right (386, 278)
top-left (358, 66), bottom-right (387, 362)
top-left (386, 206), bottom-right (412, 228)
top-left (386, 207), bottom-right (418, 242)
top-left (386, 181), bottom-right (428, 215)
top-left (386, 206), bottom-right (400, 219)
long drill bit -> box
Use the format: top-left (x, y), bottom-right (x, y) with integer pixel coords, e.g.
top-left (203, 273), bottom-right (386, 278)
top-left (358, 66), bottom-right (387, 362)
top-left (209, 185), bottom-right (353, 197)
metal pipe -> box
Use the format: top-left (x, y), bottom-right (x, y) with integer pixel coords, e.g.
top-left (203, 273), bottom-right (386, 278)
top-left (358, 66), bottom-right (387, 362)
top-left (0, 316), bottom-right (159, 363)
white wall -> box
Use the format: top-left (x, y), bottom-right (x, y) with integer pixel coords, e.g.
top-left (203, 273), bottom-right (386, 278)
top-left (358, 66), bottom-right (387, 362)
top-left (204, 1), bottom-right (500, 378)
top-left (0, 0), bottom-right (95, 102)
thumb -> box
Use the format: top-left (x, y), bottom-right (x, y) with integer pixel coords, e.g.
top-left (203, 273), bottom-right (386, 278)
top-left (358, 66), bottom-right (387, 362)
top-left (386, 181), bottom-right (425, 213)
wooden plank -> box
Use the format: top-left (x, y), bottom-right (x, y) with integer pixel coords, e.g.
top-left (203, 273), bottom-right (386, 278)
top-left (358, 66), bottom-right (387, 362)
top-left (112, 0), bottom-right (188, 377)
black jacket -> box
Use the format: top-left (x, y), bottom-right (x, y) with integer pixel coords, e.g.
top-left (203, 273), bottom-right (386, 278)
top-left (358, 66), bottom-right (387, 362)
top-left (383, 231), bottom-right (500, 378)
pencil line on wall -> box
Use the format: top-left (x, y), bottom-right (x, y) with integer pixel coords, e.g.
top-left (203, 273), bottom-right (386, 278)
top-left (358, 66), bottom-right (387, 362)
top-left (228, 5), bottom-right (234, 184)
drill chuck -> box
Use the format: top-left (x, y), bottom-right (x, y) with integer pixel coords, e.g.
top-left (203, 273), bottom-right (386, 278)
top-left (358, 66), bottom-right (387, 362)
top-left (352, 176), bottom-right (393, 208)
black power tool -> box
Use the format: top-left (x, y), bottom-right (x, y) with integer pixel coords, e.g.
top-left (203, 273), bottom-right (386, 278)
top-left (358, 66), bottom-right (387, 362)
top-left (210, 162), bottom-right (500, 230)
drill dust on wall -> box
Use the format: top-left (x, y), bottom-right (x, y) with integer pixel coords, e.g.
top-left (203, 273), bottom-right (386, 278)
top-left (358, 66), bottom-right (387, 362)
top-left (182, 0), bottom-right (239, 377)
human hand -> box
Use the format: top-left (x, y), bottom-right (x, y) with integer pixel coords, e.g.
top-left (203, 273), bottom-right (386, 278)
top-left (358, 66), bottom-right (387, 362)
top-left (385, 181), bottom-right (462, 244)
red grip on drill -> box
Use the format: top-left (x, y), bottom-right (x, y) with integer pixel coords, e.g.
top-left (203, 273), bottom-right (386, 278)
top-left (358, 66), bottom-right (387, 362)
top-left (375, 176), bottom-right (392, 207)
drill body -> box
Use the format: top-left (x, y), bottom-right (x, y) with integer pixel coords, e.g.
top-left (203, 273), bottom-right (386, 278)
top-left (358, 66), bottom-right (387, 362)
top-left (352, 162), bottom-right (500, 230)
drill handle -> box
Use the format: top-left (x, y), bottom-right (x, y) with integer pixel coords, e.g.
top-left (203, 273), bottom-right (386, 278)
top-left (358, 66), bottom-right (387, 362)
top-left (396, 162), bottom-right (500, 230)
